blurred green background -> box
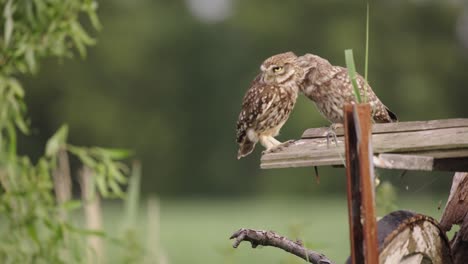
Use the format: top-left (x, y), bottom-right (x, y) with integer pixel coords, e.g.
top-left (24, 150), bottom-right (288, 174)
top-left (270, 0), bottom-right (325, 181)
top-left (16, 0), bottom-right (468, 262)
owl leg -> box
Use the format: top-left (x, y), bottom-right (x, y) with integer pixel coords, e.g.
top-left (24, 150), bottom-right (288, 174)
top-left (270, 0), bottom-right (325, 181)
top-left (326, 123), bottom-right (343, 148)
top-left (267, 136), bottom-right (281, 146)
top-left (259, 135), bottom-right (277, 150)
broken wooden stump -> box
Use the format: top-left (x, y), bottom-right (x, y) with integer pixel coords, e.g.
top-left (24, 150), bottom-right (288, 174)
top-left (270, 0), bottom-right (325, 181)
top-left (440, 172), bottom-right (468, 264)
top-left (375, 210), bottom-right (452, 264)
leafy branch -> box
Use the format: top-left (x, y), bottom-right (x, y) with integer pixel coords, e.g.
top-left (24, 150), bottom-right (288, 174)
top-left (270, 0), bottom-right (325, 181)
top-left (0, 0), bottom-right (144, 263)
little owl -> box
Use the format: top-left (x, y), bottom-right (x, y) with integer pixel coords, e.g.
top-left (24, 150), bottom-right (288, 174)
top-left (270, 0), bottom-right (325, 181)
top-left (236, 52), bottom-right (305, 159)
top-left (296, 53), bottom-right (397, 123)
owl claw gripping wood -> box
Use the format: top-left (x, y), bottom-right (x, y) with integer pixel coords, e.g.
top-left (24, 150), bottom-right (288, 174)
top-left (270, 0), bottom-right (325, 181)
top-left (236, 52), bottom-right (304, 159)
top-left (262, 139), bottom-right (296, 155)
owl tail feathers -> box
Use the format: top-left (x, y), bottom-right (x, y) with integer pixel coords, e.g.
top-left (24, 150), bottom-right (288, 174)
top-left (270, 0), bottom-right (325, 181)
top-left (386, 107), bottom-right (398, 122)
top-left (237, 140), bottom-right (257, 159)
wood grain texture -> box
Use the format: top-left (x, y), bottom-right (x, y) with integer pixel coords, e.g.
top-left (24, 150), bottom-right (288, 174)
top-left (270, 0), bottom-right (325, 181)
top-left (230, 228), bottom-right (336, 264)
top-left (302, 118), bottom-right (468, 138)
top-left (261, 118), bottom-right (468, 171)
top-left (377, 212), bottom-right (453, 264)
top-left (344, 104), bottom-right (378, 264)
top-left (440, 172), bottom-right (468, 234)
top-left (440, 172), bottom-right (468, 264)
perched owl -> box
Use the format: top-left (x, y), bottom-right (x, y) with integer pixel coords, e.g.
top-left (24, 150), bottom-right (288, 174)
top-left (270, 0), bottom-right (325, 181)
top-left (296, 54), bottom-right (397, 123)
top-left (236, 52), bottom-right (304, 159)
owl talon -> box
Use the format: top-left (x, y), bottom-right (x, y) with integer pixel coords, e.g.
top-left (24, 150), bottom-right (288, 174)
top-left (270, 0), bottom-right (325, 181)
top-left (263, 140), bottom-right (296, 154)
top-left (326, 124), bottom-right (341, 148)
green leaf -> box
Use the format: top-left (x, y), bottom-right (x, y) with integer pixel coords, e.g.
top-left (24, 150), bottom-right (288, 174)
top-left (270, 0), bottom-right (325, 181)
top-left (109, 164), bottom-right (127, 184)
top-left (344, 49), bottom-right (362, 103)
top-left (365, 2), bottom-right (370, 82)
top-left (25, 46), bottom-right (37, 73)
top-left (65, 224), bottom-right (106, 237)
top-left (70, 21), bottom-right (96, 57)
top-left (26, 222), bottom-right (40, 244)
top-left (3, 0), bottom-right (14, 47)
top-left (95, 175), bottom-right (109, 197)
top-left (109, 180), bottom-right (124, 197)
top-left (6, 122), bottom-right (16, 160)
top-left (363, 1), bottom-right (370, 103)
top-left (61, 200), bottom-right (82, 211)
top-left (8, 78), bottom-right (24, 98)
top-left (14, 114), bottom-right (29, 134)
top-left (45, 125), bottom-right (68, 157)
top-left (94, 147), bottom-right (132, 160)
top-left (68, 146), bottom-right (96, 168)
top-left (85, 1), bottom-right (102, 30)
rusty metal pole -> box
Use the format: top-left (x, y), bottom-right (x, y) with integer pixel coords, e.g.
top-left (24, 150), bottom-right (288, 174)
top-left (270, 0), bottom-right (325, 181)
top-left (344, 104), bottom-right (378, 264)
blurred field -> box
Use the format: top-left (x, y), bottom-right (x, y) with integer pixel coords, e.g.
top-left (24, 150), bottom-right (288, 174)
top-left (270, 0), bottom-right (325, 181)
top-left (102, 194), bottom-right (448, 264)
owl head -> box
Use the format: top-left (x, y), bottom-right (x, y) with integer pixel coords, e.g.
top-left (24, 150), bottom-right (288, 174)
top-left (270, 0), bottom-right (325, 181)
top-left (260, 51), bottom-right (299, 84)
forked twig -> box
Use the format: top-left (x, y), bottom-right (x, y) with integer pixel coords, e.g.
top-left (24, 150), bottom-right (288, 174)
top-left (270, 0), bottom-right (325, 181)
top-left (229, 228), bottom-right (335, 264)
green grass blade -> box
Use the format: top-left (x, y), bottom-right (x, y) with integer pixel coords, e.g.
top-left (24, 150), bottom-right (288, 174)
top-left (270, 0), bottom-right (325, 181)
top-left (344, 49), bottom-right (362, 103)
top-left (365, 2), bottom-right (369, 82)
top-left (362, 1), bottom-right (370, 103)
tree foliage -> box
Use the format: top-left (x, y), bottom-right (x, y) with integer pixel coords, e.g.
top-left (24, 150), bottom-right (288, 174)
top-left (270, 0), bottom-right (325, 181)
top-left (0, 0), bottom-right (137, 262)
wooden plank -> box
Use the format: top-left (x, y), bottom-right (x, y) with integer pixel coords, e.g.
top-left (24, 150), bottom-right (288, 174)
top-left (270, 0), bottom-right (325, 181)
top-left (372, 127), bottom-right (468, 153)
top-left (263, 153), bottom-right (468, 171)
top-left (268, 128), bottom-right (468, 160)
top-left (344, 104), bottom-right (379, 264)
top-left (372, 154), bottom-right (468, 171)
top-left (260, 138), bottom-right (345, 169)
top-left (302, 118), bottom-right (468, 139)
top-left (402, 149), bottom-right (468, 159)
top-left (261, 158), bottom-right (344, 169)
top-left (373, 154), bottom-right (435, 171)
top-left (263, 154), bottom-right (468, 171)
top-left (261, 125), bottom-right (468, 170)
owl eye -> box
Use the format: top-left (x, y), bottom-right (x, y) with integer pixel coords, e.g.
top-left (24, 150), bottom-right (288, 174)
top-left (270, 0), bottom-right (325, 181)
top-left (272, 66), bottom-right (283, 73)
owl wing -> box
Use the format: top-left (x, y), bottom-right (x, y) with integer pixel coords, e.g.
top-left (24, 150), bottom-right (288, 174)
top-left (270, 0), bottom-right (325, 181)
top-left (333, 66), bottom-right (398, 122)
top-left (236, 80), bottom-right (277, 144)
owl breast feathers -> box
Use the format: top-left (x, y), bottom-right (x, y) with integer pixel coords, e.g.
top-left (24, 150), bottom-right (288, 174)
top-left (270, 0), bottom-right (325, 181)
top-left (236, 52), bottom-right (301, 159)
top-left (236, 75), bottom-right (298, 159)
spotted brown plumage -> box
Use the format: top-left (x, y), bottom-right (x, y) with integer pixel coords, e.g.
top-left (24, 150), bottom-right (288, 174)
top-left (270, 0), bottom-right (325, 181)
top-left (296, 53), bottom-right (397, 123)
top-left (236, 52), bottom-right (303, 159)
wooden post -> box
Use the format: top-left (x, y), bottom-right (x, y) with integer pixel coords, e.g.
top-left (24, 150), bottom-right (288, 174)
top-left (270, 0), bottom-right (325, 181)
top-left (344, 104), bottom-right (378, 264)
top-left (80, 166), bottom-right (104, 264)
top-left (53, 148), bottom-right (72, 220)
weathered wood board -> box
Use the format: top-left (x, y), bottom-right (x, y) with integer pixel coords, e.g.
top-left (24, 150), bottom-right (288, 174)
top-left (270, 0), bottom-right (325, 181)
top-left (261, 118), bottom-right (468, 171)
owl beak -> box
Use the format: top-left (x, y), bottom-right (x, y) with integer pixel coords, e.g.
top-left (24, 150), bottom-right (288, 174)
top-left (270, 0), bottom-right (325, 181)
top-left (263, 73), bottom-right (274, 83)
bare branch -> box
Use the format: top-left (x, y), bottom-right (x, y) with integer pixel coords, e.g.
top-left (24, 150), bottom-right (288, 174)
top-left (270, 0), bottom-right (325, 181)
top-left (229, 228), bottom-right (335, 264)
